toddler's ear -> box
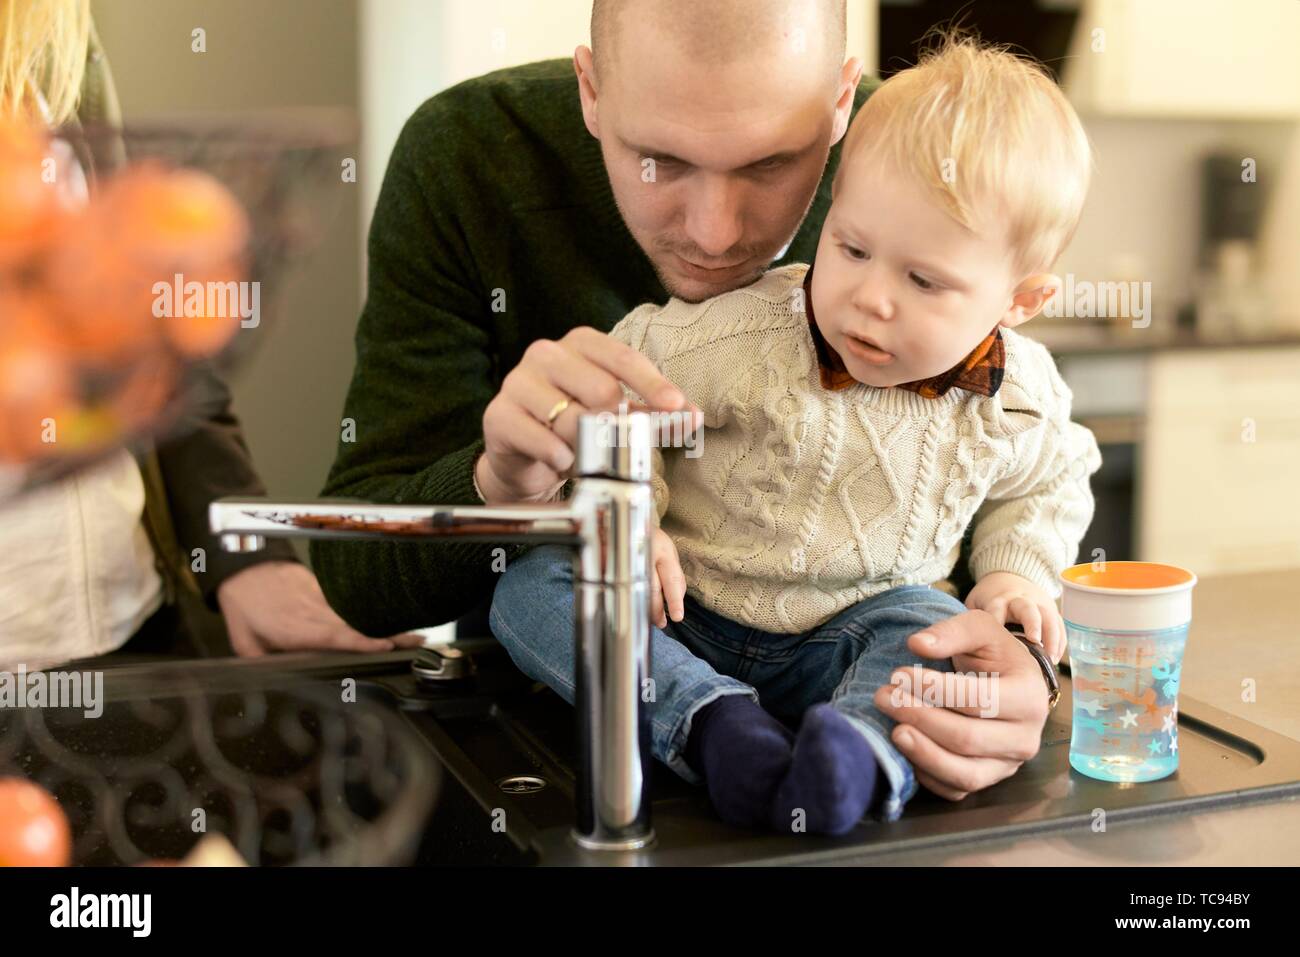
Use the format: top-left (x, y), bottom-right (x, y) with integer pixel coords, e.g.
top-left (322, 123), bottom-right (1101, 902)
top-left (1000, 273), bottom-right (1060, 328)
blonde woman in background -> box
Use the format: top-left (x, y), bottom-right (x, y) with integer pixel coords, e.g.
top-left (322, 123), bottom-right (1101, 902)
top-left (0, 0), bottom-right (418, 665)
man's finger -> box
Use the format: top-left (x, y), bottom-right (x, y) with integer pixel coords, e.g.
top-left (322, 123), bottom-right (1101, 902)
top-left (883, 662), bottom-right (1049, 726)
top-left (566, 328), bottom-right (693, 413)
top-left (282, 616), bottom-right (397, 654)
top-left (513, 371), bottom-right (592, 446)
top-left (907, 609), bottom-right (1039, 674)
top-left (520, 337), bottom-right (623, 410)
top-left (877, 685), bottom-right (1041, 760)
top-left (225, 613), bottom-right (266, 659)
top-left (891, 721), bottom-right (1022, 795)
top-left (319, 628), bottom-right (397, 654)
top-left (390, 632), bottom-right (429, 649)
top-left (916, 767), bottom-right (968, 802)
top-left (878, 665), bottom-right (1004, 719)
top-left (486, 402), bottom-right (572, 474)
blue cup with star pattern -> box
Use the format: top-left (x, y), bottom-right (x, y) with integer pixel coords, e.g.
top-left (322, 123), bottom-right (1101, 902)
top-left (1060, 561), bottom-right (1197, 783)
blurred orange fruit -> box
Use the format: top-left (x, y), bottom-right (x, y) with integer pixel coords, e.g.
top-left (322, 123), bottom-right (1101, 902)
top-left (0, 292), bottom-right (78, 463)
top-left (156, 259), bottom-right (248, 358)
top-left (39, 402), bottom-right (133, 461)
top-left (45, 162), bottom-right (250, 365)
top-left (98, 161), bottom-right (250, 270)
top-left (0, 777), bottom-right (72, 867)
top-left (43, 209), bottom-right (160, 366)
top-left (0, 119), bottom-right (63, 271)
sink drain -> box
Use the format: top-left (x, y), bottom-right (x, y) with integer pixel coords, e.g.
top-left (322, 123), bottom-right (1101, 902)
top-left (497, 775), bottom-right (548, 794)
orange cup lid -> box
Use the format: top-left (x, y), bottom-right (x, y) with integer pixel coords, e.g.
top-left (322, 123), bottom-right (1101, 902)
top-left (1061, 561), bottom-right (1196, 593)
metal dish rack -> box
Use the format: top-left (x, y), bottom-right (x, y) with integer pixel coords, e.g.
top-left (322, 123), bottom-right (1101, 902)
top-left (0, 667), bottom-right (438, 866)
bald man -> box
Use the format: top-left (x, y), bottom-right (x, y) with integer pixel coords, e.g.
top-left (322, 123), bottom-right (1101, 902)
top-left (314, 0), bottom-right (1054, 808)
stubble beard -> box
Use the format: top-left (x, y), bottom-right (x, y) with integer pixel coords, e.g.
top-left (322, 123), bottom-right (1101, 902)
top-left (614, 187), bottom-right (821, 304)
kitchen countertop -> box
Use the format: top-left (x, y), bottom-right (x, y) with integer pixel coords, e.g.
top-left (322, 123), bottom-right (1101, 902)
top-left (51, 566), bottom-right (1299, 867)
top-left (838, 567), bottom-right (1300, 866)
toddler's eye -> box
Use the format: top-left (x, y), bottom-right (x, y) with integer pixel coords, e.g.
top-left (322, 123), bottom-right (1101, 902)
top-left (840, 243), bottom-right (867, 261)
top-left (910, 272), bottom-right (940, 291)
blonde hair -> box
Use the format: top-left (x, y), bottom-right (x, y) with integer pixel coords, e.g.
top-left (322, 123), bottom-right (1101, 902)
top-left (0, 0), bottom-right (91, 124)
top-left (835, 33), bottom-right (1092, 277)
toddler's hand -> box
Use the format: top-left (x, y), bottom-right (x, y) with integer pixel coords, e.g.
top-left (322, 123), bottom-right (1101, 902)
top-left (964, 571), bottom-right (1066, 664)
top-left (651, 527), bottom-right (686, 629)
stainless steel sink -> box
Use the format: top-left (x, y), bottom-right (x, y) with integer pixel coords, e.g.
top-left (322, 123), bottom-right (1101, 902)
top-left (87, 641), bottom-right (1300, 866)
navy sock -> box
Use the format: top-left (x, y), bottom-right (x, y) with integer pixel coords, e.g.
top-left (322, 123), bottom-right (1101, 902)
top-left (685, 694), bottom-right (795, 829)
top-left (768, 703), bottom-right (879, 836)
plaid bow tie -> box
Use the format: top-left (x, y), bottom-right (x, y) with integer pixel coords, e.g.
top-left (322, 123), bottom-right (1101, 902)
top-left (801, 263), bottom-right (1004, 399)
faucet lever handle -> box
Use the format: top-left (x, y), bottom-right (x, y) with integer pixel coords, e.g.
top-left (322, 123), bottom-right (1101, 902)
top-left (576, 411), bottom-right (653, 482)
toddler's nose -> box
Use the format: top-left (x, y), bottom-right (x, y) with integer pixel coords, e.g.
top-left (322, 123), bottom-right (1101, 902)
top-left (850, 267), bottom-right (896, 321)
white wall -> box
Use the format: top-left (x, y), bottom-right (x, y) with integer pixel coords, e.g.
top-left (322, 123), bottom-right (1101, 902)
top-left (1057, 118), bottom-right (1299, 333)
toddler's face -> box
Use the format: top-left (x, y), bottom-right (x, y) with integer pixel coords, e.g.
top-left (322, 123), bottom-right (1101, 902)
top-left (809, 158), bottom-right (1047, 388)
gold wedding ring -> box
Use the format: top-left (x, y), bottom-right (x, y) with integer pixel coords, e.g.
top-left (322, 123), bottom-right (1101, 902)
top-left (545, 398), bottom-right (571, 429)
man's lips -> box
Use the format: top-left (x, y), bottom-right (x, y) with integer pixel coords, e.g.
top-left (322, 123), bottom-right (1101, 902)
top-left (673, 254), bottom-right (753, 282)
top-left (842, 332), bottom-right (894, 365)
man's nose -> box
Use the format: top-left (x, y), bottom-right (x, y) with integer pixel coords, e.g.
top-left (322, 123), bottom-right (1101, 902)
top-left (851, 265), bottom-right (895, 321)
top-left (682, 174), bottom-right (744, 259)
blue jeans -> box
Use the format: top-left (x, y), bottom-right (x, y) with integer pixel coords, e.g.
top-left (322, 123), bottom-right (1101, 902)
top-left (488, 544), bottom-right (965, 822)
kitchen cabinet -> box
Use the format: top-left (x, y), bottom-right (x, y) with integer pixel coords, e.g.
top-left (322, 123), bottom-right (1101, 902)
top-left (1063, 0), bottom-right (1300, 120)
top-left (1047, 335), bottom-right (1300, 577)
top-left (1139, 346), bottom-right (1300, 574)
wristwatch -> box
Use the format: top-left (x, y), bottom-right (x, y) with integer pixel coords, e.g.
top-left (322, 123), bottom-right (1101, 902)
top-left (1006, 622), bottom-right (1061, 711)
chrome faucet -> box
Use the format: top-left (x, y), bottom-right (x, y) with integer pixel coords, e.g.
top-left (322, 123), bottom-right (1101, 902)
top-left (210, 413), bottom-right (657, 851)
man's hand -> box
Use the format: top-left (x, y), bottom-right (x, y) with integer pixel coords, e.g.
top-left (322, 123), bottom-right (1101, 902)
top-left (216, 562), bottom-right (426, 657)
top-left (650, 527), bottom-right (686, 629)
top-left (873, 609), bottom-right (1053, 801)
top-left (965, 571), bottom-right (1066, 664)
top-left (476, 326), bottom-right (701, 505)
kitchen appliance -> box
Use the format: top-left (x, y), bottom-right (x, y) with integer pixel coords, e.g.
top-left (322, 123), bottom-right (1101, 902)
top-left (1194, 153), bottom-right (1273, 340)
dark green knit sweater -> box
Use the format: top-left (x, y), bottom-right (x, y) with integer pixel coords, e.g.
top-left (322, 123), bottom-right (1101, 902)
top-left (312, 59), bottom-right (874, 635)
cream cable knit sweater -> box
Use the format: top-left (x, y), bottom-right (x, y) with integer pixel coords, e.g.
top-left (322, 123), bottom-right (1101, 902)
top-left (608, 263), bottom-right (1103, 634)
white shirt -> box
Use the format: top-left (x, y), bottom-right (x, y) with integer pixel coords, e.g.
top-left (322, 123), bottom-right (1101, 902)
top-left (0, 451), bottom-right (164, 669)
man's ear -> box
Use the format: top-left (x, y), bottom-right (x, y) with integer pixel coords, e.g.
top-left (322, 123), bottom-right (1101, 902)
top-left (574, 45), bottom-right (601, 139)
top-left (830, 57), bottom-right (864, 145)
top-left (1000, 273), bottom-right (1059, 328)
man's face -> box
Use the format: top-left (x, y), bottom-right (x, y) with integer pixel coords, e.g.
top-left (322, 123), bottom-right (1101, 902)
top-left (579, 39), bottom-right (855, 303)
top-left (810, 157), bottom-right (1024, 387)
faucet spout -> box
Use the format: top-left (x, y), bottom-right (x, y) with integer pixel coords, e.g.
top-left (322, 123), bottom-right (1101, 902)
top-left (209, 499), bottom-right (584, 545)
